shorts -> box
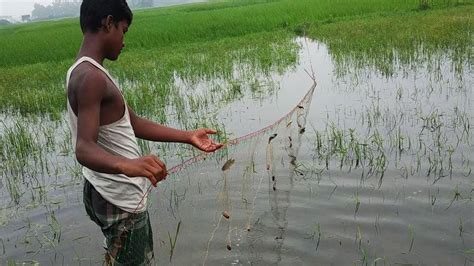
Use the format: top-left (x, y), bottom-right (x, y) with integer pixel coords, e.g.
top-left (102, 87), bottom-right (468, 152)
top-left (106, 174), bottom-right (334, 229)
top-left (83, 179), bottom-right (154, 265)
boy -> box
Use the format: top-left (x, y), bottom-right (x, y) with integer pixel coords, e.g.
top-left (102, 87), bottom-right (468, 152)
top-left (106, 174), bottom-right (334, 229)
top-left (66, 0), bottom-right (222, 264)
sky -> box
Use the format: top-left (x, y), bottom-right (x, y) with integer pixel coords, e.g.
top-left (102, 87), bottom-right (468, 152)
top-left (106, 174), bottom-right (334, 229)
top-left (0, 0), bottom-right (54, 18)
top-left (0, 0), bottom-right (204, 20)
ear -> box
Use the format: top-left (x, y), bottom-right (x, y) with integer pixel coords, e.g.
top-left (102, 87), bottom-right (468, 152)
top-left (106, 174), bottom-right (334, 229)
top-left (102, 15), bottom-right (115, 32)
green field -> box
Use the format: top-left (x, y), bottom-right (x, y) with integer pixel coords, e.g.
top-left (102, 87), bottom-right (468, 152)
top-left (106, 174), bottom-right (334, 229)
top-left (0, 0), bottom-right (471, 116)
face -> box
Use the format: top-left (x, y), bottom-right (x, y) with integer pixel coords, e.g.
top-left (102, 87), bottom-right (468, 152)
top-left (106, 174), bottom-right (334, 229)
top-left (105, 20), bottom-right (129, 61)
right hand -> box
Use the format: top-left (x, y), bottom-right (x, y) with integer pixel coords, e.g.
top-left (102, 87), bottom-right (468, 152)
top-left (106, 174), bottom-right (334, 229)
top-left (118, 155), bottom-right (167, 187)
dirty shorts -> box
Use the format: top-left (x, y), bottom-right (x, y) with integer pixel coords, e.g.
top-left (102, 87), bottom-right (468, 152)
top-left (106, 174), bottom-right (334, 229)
top-left (83, 179), bottom-right (154, 265)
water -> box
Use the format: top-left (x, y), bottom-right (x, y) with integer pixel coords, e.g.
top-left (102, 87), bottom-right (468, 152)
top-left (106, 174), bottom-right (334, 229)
top-left (0, 38), bottom-right (472, 265)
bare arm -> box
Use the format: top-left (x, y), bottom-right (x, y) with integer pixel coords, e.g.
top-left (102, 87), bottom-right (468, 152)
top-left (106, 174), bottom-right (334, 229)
top-left (129, 107), bottom-right (223, 152)
top-left (128, 107), bottom-right (191, 143)
top-left (74, 72), bottom-right (166, 186)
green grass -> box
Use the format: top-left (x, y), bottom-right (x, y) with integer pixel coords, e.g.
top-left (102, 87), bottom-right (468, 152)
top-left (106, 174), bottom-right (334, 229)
top-left (308, 4), bottom-right (473, 77)
top-left (0, 0), bottom-right (472, 116)
top-left (0, 0), bottom-right (431, 67)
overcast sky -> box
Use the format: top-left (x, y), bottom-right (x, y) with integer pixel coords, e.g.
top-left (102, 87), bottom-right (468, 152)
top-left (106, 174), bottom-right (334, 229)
top-left (0, 0), bottom-right (54, 18)
top-left (0, 0), bottom-right (204, 19)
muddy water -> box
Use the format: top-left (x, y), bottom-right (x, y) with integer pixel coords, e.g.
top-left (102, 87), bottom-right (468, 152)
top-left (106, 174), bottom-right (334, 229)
top-left (0, 38), bottom-right (472, 264)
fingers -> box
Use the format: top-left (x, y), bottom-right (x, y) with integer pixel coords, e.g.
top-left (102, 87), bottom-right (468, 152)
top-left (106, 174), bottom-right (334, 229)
top-left (151, 155), bottom-right (167, 173)
top-left (190, 128), bottom-right (224, 152)
top-left (202, 142), bottom-right (224, 152)
top-left (143, 163), bottom-right (160, 180)
top-left (197, 141), bottom-right (212, 152)
top-left (121, 156), bottom-right (168, 187)
top-left (143, 155), bottom-right (168, 184)
top-left (144, 155), bottom-right (166, 171)
top-left (144, 169), bottom-right (158, 187)
top-left (144, 162), bottom-right (163, 177)
top-left (212, 143), bottom-right (224, 151)
top-left (204, 128), bottom-right (217, 134)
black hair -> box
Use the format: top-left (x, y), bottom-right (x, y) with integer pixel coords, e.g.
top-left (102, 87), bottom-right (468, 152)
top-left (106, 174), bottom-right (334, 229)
top-left (80, 0), bottom-right (133, 33)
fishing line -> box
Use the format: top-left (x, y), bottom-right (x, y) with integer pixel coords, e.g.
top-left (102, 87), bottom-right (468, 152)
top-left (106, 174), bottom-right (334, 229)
top-left (121, 38), bottom-right (319, 262)
top-left (132, 80), bottom-right (317, 214)
top-left (202, 215), bottom-right (223, 265)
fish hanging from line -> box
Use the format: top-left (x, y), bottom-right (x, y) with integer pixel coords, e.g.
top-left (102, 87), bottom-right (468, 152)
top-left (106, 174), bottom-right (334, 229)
top-left (268, 133), bottom-right (278, 144)
top-left (221, 158), bottom-right (235, 171)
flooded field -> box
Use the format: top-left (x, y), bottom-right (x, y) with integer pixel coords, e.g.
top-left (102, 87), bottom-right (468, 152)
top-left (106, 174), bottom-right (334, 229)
top-left (0, 34), bottom-right (472, 264)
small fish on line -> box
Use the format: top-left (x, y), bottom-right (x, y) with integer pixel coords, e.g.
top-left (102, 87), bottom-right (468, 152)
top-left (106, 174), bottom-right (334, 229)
top-left (289, 155), bottom-right (296, 166)
top-left (268, 133), bottom-right (278, 143)
top-left (221, 158), bottom-right (235, 171)
top-left (222, 211), bottom-right (230, 219)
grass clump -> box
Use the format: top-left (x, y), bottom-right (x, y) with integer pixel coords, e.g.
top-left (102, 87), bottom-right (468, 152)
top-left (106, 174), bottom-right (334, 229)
top-left (307, 5), bottom-right (473, 77)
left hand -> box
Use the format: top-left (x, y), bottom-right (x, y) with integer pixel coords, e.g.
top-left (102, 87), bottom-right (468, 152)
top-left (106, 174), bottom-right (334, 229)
top-left (188, 128), bottom-right (224, 152)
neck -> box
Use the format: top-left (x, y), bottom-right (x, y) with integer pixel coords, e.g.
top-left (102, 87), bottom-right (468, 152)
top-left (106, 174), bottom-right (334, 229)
top-left (77, 33), bottom-right (106, 65)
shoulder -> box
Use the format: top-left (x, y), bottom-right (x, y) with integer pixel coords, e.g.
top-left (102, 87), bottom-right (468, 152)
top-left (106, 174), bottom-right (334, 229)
top-left (72, 63), bottom-right (107, 88)
top-left (70, 63), bottom-right (109, 98)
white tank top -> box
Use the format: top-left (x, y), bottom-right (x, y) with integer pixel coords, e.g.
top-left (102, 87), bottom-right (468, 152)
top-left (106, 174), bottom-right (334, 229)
top-left (66, 56), bottom-right (147, 213)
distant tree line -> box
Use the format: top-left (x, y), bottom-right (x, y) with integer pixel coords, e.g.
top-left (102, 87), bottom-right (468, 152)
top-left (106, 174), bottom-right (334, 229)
top-left (129, 0), bottom-right (154, 8)
top-left (32, 1), bottom-right (81, 20)
top-left (0, 19), bottom-right (11, 26)
top-left (31, 0), bottom-right (154, 21)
